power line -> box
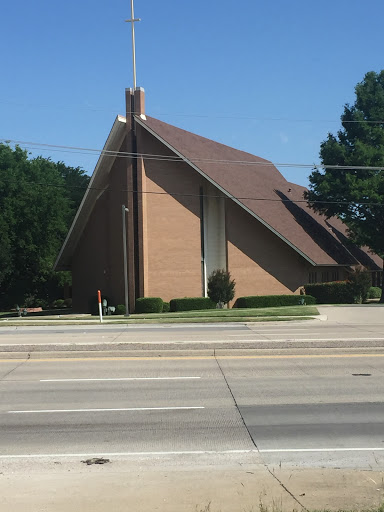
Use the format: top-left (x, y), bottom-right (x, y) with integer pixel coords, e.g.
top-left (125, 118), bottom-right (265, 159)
top-left (2, 138), bottom-right (384, 171)
top-left (20, 181), bottom-right (384, 207)
top-left (1, 98), bottom-right (384, 124)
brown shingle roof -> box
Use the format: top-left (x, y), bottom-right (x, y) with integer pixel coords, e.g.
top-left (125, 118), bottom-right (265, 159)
top-left (137, 115), bottom-right (382, 269)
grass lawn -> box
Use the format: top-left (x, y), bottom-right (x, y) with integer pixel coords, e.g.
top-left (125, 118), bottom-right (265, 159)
top-left (0, 306), bottom-right (318, 325)
top-left (127, 306), bottom-right (319, 319)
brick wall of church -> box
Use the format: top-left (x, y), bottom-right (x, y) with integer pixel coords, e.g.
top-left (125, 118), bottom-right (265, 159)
top-left (138, 126), bottom-right (203, 301)
top-left (226, 200), bottom-right (311, 302)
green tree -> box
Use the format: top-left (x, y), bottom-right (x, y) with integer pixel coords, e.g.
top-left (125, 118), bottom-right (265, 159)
top-left (305, 71), bottom-right (384, 300)
top-left (207, 269), bottom-right (235, 308)
top-left (56, 161), bottom-right (90, 211)
top-left (0, 144), bottom-right (89, 308)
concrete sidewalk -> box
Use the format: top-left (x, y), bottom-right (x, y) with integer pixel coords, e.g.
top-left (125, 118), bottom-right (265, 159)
top-left (318, 304), bottom-right (384, 324)
top-left (1, 456), bottom-right (383, 512)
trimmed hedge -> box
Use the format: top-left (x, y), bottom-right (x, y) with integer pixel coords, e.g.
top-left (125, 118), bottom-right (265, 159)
top-left (169, 297), bottom-right (216, 312)
top-left (162, 301), bottom-right (170, 313)
top-left (234, 294), bottom-right (316, 309)
top-left (135, 297), bottom-right (164, 314)
top-left (368, 286), bottom-right (382, 299)
top-left (304, 282), bottom-right (354, 304)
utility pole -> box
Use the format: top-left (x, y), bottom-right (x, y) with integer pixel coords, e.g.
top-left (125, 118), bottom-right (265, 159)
top-left (122, 205), bottom-right (130, 316)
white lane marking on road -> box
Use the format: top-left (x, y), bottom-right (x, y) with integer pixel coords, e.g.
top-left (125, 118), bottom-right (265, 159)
top-left (259, 447), bottom-right (384, 453)
top-left (230, 338), bottom-right (384, 343)
top-left (0, 450), bottom-right (258, 459)
top-left (1, 447), bottom-right (384, 459)
top-left (229, 333), bottom-right (323, 336)
top-left (227, 332), bottom-right (321, 336)
top-left (8, 406), bottom-right (205, 414)
top-left (40, 377), bottom-right (201, 382)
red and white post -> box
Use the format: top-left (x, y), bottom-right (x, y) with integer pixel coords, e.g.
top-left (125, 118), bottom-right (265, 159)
top-left (97, 290), bottom-right (103, 323)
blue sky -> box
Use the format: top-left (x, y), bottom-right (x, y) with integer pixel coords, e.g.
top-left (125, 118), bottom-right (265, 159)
top-left (1, 0), bottom-right (383, 186)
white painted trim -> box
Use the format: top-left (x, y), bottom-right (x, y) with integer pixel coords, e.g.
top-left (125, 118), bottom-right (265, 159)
top-left (134, 116), bottom-right (317, 266)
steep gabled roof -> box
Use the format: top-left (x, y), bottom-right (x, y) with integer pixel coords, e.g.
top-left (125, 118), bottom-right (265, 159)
top-left (54, 113), bottom-right (382, 271)
top-left (54, 116), bottom-right (126, 270)
top-left (136, 115), bottom-right (382, 269)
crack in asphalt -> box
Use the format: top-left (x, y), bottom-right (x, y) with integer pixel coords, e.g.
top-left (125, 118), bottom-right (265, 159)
top-left (213, 348), bottom-right (309, 512)
top-left (0, 353), bottom-right (30, 382)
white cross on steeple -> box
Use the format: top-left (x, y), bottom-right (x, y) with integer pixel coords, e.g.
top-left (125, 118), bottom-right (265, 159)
top-left (125, 0), bottom-right (141, 89)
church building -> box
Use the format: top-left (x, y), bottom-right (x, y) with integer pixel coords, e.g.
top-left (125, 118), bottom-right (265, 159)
top-left (54, 88), bottom-right (382, 312)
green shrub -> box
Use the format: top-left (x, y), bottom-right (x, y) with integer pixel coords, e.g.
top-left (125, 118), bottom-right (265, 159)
top-left (63, 298), bottom-right (72, 308)
top-left (115, 304), bottom-right (126, 315)
top-left (53, 299), bottom-right (65, 309)
top-left (162, 302), bottom-right (170, 313)
top-left (347, 267), bottom-right (372, 303)
top-left (234, 294), bottom-right (316, 308)
top-left (207, 269), bottom-right (235, 307)
top-left (304, 282), bottom-right (354, 304)
top-left (34, 298), bottom-right (49, 309)
top-left (135, 297), bottom-right (164, 314)
top-left (23, 294), bottom-right (37, 308)
top-left (169, 297), bottom-right (216, 312)
top-left (368, 286), bottom-right (382, 299)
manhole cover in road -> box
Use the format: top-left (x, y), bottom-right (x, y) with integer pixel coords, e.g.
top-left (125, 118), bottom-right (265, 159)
top-left (352, 373), bottom-right (372, 376)
top-left (81, 458), bottom-right (110, 465)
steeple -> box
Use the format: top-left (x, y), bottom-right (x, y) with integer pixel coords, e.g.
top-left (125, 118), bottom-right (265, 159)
top-left (125, 0), bottom-right (141, 90)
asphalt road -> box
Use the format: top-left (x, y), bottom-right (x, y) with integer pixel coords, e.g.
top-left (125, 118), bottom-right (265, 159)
top-left (1, 351), bottom-right (384, 469)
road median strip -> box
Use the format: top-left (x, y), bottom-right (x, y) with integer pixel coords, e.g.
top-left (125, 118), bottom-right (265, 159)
top-left (0, 338), bottom-right (384, 355)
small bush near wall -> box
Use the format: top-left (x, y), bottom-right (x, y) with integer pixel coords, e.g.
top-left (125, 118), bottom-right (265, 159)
top-left (169, 297), bottom-right (216, 312)
top-left (368, 286), bottom-right (382, 299)
top-left (207, 269), bottom-right (235, 308)
top-left (348, 267), bottom-right (372, 303)
top-left (304, 282), bottom-right (354, 304)
top-left (234, 295), bottom-right (316, 308)
top-left (135, 297), bottom-right (164, 314)
top-left (162, 302), bottom-right (170, 313)
top-left (115, 304), bottom-right (126, 315)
